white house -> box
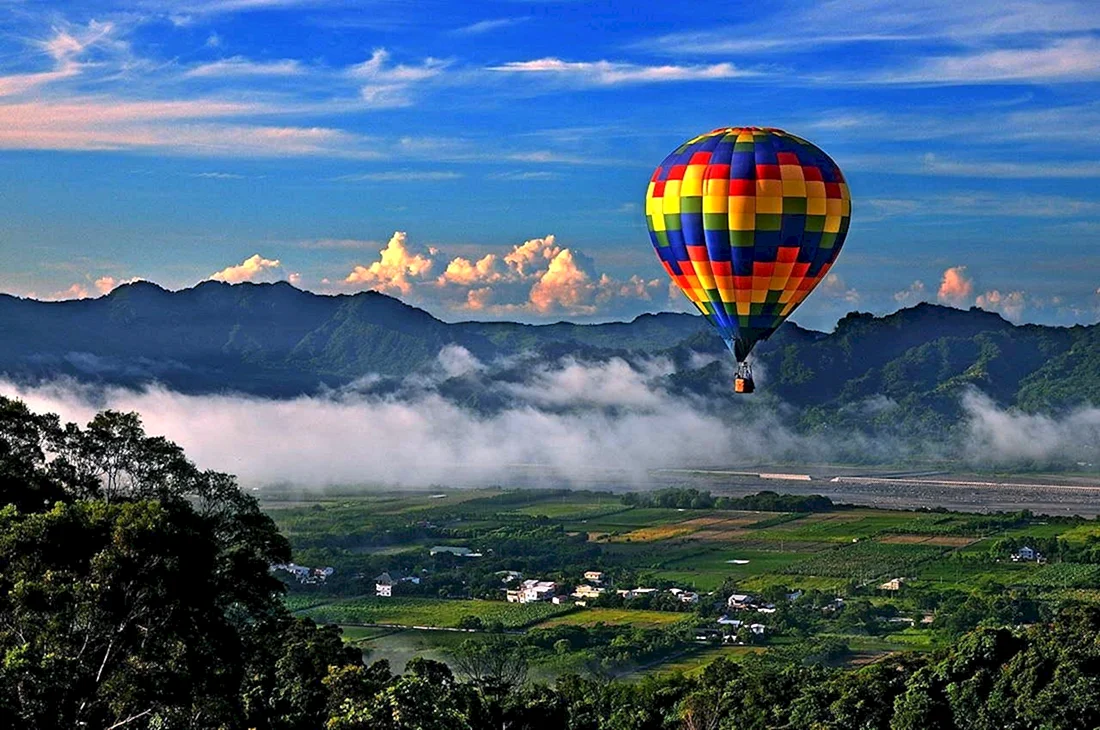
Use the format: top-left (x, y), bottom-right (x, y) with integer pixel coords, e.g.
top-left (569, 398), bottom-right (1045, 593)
top-left (583, 571), bottom-right (606, 584)
top-left (727, 593), bottom-right (758, 610)
top-left (375, 572), bottom-right (395, 598)
top-left (669, 588), bottom-right (699, 604)
top-left (507, 579), bottom-right (557, 603)
top-left (715, 617), bottom-right (766, 636)
top-left (617, 587), bottom-right (658, 600)
top-left (878, 578), bottom-right (904, 591)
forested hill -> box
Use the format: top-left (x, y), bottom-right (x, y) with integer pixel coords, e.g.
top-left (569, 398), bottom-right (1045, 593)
top-left (1, 281), bottom-right (1098, 422)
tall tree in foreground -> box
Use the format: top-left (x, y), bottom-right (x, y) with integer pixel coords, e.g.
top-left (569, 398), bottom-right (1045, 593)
top-left (0, 398), bottom-right (359, 729)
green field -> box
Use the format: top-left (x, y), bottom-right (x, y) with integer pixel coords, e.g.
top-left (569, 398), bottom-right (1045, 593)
top-left (782, 540), bottom-right (945, 580)
top-left (265, 486), bottom-right (1100, 681)
top-left (534, 608), bottom-right (691, 629)
top-left (296, 597), bottom-right (573, 629)
top-left (630, 645), bottom-right (765, 678)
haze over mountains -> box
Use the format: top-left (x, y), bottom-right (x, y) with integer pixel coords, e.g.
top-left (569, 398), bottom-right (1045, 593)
top-left (2, 280), bottom-right (1097, 424)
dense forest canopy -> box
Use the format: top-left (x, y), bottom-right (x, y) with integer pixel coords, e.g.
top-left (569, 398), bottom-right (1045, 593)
top-left (5, 396), bottom-right (1100, 728)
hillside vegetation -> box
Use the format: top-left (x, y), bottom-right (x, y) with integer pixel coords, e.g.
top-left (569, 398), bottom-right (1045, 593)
top-left (1, 282), bottom-right (1098, 437)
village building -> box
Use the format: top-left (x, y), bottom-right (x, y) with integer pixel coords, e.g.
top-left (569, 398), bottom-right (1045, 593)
top-left (727, 593), bottom-right (758, 610)
top-left (375, 572), bottom-right (394, 598)
top-left (506, 579), bottom-right (557, 603)
top-left (1011, 546), bottom-right (1043, 562)
top-left (583, 570), bottom-right (605, 584)
top-left (572, 584), bottom-right (606, 600)
top-left (669, 588), bottom-right (700, 604)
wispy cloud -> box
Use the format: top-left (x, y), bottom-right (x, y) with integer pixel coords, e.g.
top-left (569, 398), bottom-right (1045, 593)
top-left (879, 37), bottom-right (1100, 84)
top-left (921, 154), bottom-right (1100, 178)
top-left (297, 238), bottom-right (382, 250)
top-left (451, 18), bottom-right (527, 35)
top-left (185, 56), bottom-right (305, 77)
top-left (347, 49), bottom-right (451, 107)
top-left (333, 170), bottom-right (464, 182)
top-left (189, 171), bottom-right (247, 179)
top-left (487, 171), bottom-right (563, 181)
top-left (645, 0), bottom-right (1100, 56)
top-left (488, 58), bottom-right (754, 86)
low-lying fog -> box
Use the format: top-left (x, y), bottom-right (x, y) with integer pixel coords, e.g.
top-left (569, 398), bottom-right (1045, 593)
top-left (2, 346), bottom-right (1098, 488)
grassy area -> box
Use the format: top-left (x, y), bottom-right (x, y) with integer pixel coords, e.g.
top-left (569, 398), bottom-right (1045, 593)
top-left (913, 559), bottom-right (1038, 589)
top-left (632, 645), bottom-right (765, 678)
top-left (282, 595), bottom-right (333, 612)
top-left (534, 608), bottom-right (691, 629)
top-left (781, 540), bottom-right (945, 581)
top-left (297, 597), bottom-right (573, 629)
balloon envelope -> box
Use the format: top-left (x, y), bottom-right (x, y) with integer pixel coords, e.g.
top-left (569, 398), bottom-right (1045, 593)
top-left (645, 127), bottom-right (851, 361)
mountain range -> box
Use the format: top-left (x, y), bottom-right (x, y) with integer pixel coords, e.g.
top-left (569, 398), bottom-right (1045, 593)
top-left (1, 281), bottom-right (1097, 434)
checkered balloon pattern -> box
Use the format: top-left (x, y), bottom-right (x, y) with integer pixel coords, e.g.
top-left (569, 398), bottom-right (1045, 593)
top-left (646, 127), bottom-right (851, 362)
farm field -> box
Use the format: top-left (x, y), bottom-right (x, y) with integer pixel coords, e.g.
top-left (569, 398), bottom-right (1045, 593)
top-left (296, 596), bottom-right (573, 629)
top-left (266, 486), bottom-right (1100, 681)
top-left (533, 608), bottom-right (690, 629)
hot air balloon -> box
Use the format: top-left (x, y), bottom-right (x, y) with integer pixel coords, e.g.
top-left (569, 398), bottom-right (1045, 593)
top-left (645, 127), bottom-right (851, 393)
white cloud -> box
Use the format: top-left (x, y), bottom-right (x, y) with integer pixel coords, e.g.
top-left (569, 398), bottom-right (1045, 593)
top-left (0, 358), bottom-right (791, 487)
top-left (963, 390), bottom-right (1100, 465)
top-left (883, 37), bottom-right (1100, 84)
top-left (489, 58), bottom-right (753, 86)
top-left (451, 18), bottom-right (526, 35)
top-left (210, 254), bottom-right (284, 283)
top-left (976, 289), bottom-right (1027, 320)
top-left (6, 359), bottom-right (1096, 490)
top-left (921, 154), bottom-right (1100, 179)
top-left (348, 49), bottom-right (451, 108)
top-left (645, 1), bottom-right (1100, 55)
top-left (819, 273), bottom-right (861, 305)
top-left (333, 170), bottom-right (463, 182)
top-left (436, 345), bottom-right (484, 378)
top-left (185, 56), bottom-right (304, 78)
top-left (894, 280), bottom-right (928, 306)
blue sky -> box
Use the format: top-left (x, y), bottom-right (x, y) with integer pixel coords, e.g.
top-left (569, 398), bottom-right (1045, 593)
top-left (0, 0), bottom-right (1098, 330)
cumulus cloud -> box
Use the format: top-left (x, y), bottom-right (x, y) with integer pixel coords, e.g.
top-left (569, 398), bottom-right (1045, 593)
top-left (345, 232), bottom-right (670, 318)
top-left (819, 273), bottom-right (860, 305)
top-left (93, 276), bottom-right (142, 294)
top-left (894, 280), bottom-right (928, 306)
top-left (344, 231), bottom-right (434, 295)
top-left (529, 249), bottom-right (598, 314)
top-left (210, 254), bottom-right (284, 284)
top-left (976, 289), bottom-right (1027, 320)
top-left (937, 266), bottom-right (974, 305)
top-left (47, 283), bottom-right (92, 301)
top-left (438, 254), bottom-right (506, 287)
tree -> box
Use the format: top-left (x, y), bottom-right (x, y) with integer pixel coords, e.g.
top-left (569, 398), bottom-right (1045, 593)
top-left (0, 398), bottom-right (351, 729)
top-left (450, 637), bottom-right (529, 696)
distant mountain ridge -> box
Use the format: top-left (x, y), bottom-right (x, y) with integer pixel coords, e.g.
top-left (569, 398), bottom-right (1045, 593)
top-left (1, 281), bottom-right (1097, 431)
